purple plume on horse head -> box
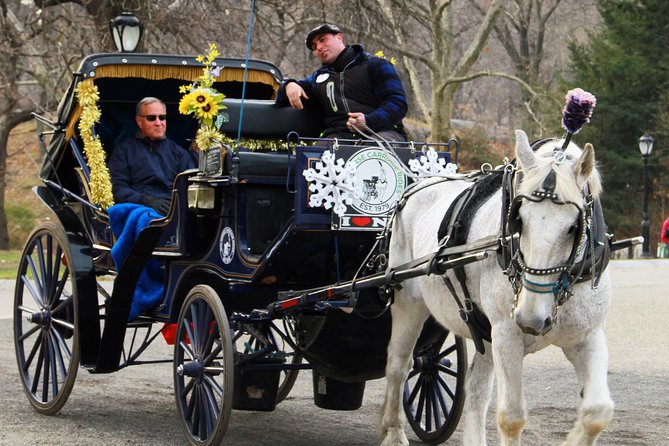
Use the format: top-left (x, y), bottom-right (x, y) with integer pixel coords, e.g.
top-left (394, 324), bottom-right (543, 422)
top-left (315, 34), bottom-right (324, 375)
top-left (561, 88), bottom-right (597, 135)
top-left (558, 88), bottom-right (596, 151)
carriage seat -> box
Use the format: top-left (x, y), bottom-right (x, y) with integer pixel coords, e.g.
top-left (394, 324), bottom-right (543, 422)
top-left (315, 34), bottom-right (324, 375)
top-left (236, 151), bottom-right (295, 182)
top-left (218, 98), bottom-right (323, 140)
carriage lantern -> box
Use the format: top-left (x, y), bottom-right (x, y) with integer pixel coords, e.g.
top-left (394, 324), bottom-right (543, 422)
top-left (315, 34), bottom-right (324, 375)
top-left (109, 12), bottom-right (144, 52)
top-left (638, 133), bottom-right (654, 258)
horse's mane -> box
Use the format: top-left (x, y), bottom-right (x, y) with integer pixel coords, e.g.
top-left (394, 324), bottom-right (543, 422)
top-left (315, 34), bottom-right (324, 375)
top-left (518, 138), bottom-right (602, 203)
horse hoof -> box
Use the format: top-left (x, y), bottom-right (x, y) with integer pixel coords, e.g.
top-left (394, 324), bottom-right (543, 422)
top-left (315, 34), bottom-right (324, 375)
top-left (380, 427), bottom-right (409, 446)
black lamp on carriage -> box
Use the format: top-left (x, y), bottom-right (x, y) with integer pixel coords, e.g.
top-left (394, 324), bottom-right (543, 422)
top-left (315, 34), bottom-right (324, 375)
top-left (109, 12), bottom-right (144, 52)
top-left (638, 132), bottom-right (654, 258)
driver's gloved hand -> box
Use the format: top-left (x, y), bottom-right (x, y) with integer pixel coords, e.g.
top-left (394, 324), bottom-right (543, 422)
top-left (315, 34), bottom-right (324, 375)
top-left (141, 195), bottom-right (171, 215)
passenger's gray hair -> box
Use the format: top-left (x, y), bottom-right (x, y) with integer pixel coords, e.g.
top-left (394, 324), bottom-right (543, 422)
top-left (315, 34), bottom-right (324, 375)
top-left (136, 97), bottom-right (166, 115)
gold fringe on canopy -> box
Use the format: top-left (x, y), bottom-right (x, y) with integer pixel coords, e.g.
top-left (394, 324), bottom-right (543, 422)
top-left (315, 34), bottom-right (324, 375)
top-left (93, 65), bottom-right (279, 93)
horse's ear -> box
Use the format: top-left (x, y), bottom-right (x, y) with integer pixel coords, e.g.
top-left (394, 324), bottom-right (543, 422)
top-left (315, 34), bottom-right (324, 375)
top-left (515, 130), bottom-right (535, 170)
top-left (575, 142), bottom-right (595, 179)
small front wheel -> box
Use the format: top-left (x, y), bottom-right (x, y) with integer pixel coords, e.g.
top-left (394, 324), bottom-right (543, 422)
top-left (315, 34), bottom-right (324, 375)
top-left (14, 222), bottom-right (80, 415)
top-left (174, 285), bottom-right (234, 446)
top-left (403, 329), bottom-right (467, 444)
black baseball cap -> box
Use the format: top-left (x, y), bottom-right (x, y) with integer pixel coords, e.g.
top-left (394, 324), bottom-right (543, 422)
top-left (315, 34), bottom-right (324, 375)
top-left (305, 24), bottom-right (342, 50)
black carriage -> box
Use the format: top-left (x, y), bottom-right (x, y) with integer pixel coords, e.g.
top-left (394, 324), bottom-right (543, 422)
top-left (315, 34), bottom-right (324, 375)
top-left (14, 51), bottom-right (467, 445)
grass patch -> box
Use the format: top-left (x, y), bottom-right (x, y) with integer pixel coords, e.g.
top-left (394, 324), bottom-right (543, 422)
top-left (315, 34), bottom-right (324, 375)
top-left (0, 250), bottom-right (21, 280)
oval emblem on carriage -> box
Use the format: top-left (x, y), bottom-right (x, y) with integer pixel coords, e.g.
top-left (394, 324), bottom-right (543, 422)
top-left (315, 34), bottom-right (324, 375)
top-left (219, 227), bottom-right (236, 265)
top-left (347, 148), bottom-right (407, 216)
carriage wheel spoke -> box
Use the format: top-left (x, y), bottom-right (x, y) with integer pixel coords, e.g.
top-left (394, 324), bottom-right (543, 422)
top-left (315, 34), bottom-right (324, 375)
top-left (36, 237), bottom-right (48, 299)
top-left (50, 273), bottom-right (70, 309)
top-left (30, 334), bottom-right (46, 394)
top-left (415, 378), bottom-right (427, 424)
top-left (437, 342), bottom-right (457, 359)
top-left (50, 293), bottom-right (72, 314)
top-left (436, 362), bottom-right (459, 378)
top-left (50, 327), bottom-right (71, 376)
top-left (203, 374), bottom-right (224, 398)
top-left (436, 373), bottom-right (456, 401)
top-left (18, 324), bottom-right (41, 343)
top-left (21, 269), bottom-right (44, 308)
top-left (186, 381), bottom-right (198, 422)
top-left (202, 342), bottom-right (222, 365)
top-left (180, 375), bottom-right (195, 398)
top-left (202, 382), bottom-right (220, 436)
top-left (48, 330), bottom-right (60, 397)
top-left (406, 377), bottom-right (421, 407)
top-left (51, 317), bottom-right (75, 332)
top-left (430, 386), bottom-right (444, 430)
top-left (41, 332), bottom-right (53, 402)
top-left (178, 340), bottom-right (195, 361)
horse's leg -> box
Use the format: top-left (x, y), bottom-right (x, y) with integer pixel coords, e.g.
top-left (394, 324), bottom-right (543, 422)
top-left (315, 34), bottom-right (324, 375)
top-left (379, 295), bottom-right (429, 446)
top-left (462, 348), bottom-right (494, 446)
top-left (561, 328), bottom-right (614, 446)
top-left (492, 323), bottom-right (526, 446)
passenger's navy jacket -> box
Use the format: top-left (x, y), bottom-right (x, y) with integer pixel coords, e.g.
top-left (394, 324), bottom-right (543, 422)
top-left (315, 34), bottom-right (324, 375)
top-left (109, 134), bottom-right (196, 204)
top-left (276, 45), bottom-right (408, 138)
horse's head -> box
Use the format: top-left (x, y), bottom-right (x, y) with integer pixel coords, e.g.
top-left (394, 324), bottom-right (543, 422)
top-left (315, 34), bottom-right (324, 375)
top-left (509, 129), bottom-right (601, 336)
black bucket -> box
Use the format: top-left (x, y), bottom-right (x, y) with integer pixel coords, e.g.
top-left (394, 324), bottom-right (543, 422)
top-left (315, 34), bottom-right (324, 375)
top-left (312, 370), bottom-right (365, 410)
top-left (232, 366), bottom-right (280, 412)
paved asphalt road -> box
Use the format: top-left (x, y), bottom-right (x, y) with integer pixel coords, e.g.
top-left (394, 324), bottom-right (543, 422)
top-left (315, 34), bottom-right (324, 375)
top-left (0, 259), bottom-right (668, 445)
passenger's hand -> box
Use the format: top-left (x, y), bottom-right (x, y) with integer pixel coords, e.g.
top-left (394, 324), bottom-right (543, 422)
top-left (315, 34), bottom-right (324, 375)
top-left (347, 112), bottom-right (366, 133)
top-left (285, 82), bottom-right (309, 110)
top-left (141, 195), bottom-right (171, 215)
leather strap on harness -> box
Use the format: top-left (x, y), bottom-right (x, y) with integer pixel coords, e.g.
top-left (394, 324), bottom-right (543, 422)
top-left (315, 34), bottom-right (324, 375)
top-left (437, 173), bottom-right (502, 354)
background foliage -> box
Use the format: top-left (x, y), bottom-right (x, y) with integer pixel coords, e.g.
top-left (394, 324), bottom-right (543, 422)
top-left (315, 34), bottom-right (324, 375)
top-left (3, 0), bottom-right (664, 250)
top-left (569, 0), bottom-right (669, 240)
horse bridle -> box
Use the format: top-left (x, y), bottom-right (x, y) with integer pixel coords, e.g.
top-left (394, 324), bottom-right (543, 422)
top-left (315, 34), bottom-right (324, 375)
top-left (503, 157), bottom-right (593, 316)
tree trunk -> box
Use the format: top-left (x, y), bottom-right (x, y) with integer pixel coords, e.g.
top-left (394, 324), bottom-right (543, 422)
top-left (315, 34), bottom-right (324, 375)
top-left (0, 112), bottom-right (33, 249)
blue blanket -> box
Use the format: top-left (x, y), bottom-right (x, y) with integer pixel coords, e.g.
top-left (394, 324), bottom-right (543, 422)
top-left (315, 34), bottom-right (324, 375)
top-left (108, 203), bottom-right (165, 321)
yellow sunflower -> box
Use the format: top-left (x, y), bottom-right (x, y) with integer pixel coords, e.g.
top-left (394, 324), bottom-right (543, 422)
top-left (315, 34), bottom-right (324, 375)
top-left (178, 91), bottom-right (195, 115)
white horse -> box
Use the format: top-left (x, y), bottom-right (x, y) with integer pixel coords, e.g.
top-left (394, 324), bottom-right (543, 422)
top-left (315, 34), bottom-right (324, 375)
top-left (380, 130), bottom-right (614, 445)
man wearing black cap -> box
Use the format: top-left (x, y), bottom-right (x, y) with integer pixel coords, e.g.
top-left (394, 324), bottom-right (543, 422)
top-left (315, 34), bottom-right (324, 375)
top-left (276, 24), bottom-right (408, 140)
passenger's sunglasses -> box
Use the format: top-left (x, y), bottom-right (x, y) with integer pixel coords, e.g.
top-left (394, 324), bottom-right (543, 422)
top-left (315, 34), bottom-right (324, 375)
top-left (139, 114), bottom-right (167, 122)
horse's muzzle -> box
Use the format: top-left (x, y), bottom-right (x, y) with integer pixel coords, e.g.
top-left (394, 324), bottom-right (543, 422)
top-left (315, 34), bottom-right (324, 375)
top-left (516, 315), bottom-right (553, 336)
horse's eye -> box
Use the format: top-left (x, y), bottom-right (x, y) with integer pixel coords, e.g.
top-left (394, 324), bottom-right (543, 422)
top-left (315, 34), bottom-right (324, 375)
top-left (567, 225), bottom-right (576, 235)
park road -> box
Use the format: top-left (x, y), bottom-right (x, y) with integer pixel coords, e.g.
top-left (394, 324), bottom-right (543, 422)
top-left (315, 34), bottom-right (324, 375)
top-left (0, 259), bottom-right (668, 445)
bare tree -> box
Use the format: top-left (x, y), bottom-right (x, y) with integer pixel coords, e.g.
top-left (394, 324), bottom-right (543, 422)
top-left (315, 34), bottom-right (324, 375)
top-left (0, 2), bottom-right (50, 248)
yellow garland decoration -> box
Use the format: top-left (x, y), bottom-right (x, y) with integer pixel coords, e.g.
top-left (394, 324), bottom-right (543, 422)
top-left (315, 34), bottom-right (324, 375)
top-left (217, 133), bottom-right (306, 152)
top-left (75, 79), bottom-right (114, 210)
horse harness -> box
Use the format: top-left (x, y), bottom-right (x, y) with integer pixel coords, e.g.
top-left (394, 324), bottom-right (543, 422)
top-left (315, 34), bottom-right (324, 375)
top-left (381, 151), bottom-right (610, 354)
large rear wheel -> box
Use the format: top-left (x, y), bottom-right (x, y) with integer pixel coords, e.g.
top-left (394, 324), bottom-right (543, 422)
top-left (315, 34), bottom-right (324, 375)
top-left (174, 285), bottom-right (234, 446)
top-left (403, 329), bottom-right (467, 444)
top-left (14, 222), bottom-right (80, 415)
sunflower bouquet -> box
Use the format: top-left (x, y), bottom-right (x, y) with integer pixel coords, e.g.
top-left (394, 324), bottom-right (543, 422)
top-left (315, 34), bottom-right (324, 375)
top-left (179, 43), bottom-right (226, 151)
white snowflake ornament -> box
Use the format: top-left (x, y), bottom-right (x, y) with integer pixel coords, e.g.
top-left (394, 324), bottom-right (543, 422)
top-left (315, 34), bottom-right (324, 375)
top-left (409, 147), bottom-right (457, 177)
top-left (303, 150), bottom-right (358, 217)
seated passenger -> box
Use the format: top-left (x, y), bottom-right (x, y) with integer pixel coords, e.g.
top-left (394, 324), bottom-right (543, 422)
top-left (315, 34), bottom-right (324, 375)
top-left (108, 97), bottom-right (197, 215)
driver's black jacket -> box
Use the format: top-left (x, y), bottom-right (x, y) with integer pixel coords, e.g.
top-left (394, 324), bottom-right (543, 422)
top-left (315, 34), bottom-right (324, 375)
top-left (276, 45), bottom-right (408, 138)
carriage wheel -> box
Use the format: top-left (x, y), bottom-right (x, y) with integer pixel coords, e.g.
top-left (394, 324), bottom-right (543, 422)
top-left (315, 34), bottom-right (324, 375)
top-left (174, 285), bottom-right (234, 446)
top-left (14, 222), bottom-right (80, 415)
top-left (403, 330), bottom-right (467, 444)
